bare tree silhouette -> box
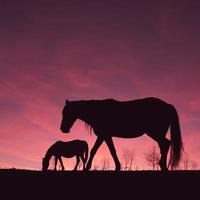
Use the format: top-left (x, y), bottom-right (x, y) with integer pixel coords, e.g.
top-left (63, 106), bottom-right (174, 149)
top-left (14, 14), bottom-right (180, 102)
top-left (101, 157), bottom-right (110, 170)
top-left (190, 160), bottom-right (198, 170)
top-left (180, 152), bottom-right (198, 170)
top-left (121, 149), bottom-right (135, 170)
top-left (92, 162), bottom-right (99, 171)
top-left (144, 145), bottom-right (160, 170)
top-left (182, 154), bottom-right (190, 170)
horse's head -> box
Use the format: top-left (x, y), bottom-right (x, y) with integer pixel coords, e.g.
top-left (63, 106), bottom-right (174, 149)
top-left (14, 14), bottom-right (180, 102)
top-left (42, 157), bottom-right (49, 171)
top-left (60, 100), bottom-right (77, 133)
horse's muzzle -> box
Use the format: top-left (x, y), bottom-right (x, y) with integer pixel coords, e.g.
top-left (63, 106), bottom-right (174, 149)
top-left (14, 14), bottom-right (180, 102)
top-left (60, 126), bottom-right (70, 133)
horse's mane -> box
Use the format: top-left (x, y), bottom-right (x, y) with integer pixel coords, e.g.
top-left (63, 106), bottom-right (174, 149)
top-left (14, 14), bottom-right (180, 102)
top-left (89, 98), bottom-right (117, 103)
top-left (85, 122), bottom-right (93, 135)
top-left (73, 99), bottom-right (117, 135)
top-left (76, 98), bottom-right (117, 104)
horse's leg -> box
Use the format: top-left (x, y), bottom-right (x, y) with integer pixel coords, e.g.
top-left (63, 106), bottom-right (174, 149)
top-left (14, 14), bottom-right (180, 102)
top-left (105, 137), bottom-right (121, 171)
top-left (157, 138), bottom-right (171, 171)
top-left (147, 124), bottom-right (170, 171)
top-left (73, 156), bottom-right (80, 171)
top-left (80, 154), bottom-right (85, 170)
top-left (85, 137), bottom-right (104, 171)
top-left (59, 157), bottom-right (65, 171)
top-left (54, 157), bottom-right (58, 171)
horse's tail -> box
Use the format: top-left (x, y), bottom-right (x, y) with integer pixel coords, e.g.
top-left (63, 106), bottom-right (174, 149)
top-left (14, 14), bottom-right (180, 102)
top-left (83, 141), bottom-right (89, 166)
top-left (169, 105), bottom-right (184, 169)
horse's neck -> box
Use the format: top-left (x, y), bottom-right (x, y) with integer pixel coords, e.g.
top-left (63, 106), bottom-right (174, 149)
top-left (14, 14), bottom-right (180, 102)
top-left (76, 101), bottom-right (95, 125)
top-left (44, 148), bottom-right (53, 161)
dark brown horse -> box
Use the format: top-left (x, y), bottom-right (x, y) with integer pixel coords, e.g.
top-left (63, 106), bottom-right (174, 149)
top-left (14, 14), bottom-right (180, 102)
top-left (60, 97), bottom-right (183, 171)
top-left (42, 140), bottom-right (88, 171)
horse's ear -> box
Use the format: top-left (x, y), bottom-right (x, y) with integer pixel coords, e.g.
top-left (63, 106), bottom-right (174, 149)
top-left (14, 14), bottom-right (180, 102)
top-left (65, 99), bottom-right (69, 105)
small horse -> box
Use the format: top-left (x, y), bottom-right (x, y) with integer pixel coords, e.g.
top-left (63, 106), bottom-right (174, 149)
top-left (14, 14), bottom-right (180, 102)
top-left (60, 97), bottom-right (183, 171)
top-left (42, 140), bottom-right (88, 171)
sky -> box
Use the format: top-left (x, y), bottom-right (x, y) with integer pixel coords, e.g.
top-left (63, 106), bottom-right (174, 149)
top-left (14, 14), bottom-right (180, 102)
top-left (0, 0), bottom-right (200, 170)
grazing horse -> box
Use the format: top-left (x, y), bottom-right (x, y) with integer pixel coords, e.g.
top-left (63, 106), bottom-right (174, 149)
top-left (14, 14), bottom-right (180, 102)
top-left (42, 140), bottom-right (88, 171)
top-left (60, 97), bottom-right (183, 171)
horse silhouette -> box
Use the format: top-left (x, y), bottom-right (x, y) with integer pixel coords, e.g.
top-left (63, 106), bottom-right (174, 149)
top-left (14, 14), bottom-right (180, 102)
top-left (60, 97), bottom-right (183, 171)
top-left (42, 140), bottom-right (88, 171)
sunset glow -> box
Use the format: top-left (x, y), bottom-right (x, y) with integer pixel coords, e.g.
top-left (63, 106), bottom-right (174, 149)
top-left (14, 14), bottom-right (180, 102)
top-left (0, 1), bottom-right (200, 170)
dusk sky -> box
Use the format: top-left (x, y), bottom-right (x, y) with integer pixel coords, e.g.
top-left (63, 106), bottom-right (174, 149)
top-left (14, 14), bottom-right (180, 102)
top-left (0, 0), bottom-right (200, 170)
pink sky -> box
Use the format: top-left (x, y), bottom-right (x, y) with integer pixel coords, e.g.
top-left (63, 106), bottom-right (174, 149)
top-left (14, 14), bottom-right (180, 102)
top-left (0, 0), bottom-right (200, 170)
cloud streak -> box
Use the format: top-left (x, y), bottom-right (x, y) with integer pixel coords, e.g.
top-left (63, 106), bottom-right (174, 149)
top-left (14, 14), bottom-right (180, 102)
top-left (0, 0), bottom-right (200, 170)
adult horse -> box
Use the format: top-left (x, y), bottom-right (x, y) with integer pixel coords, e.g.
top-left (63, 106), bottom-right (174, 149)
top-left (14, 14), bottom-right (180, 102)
top-left (60, 97), bottom-right (183, 171)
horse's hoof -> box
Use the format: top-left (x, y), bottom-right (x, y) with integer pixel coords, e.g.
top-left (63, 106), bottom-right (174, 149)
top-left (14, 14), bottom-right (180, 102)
top-left (85, 167), bottom-right (90, 171)
top-left (85, 164), bottom-right (91, 171)
top-left (161, 168), bottom-right (168, 172)
top-left (115, 166), bottom-right (121, 171)
top-left (115, 163), bottom-right (121, 171)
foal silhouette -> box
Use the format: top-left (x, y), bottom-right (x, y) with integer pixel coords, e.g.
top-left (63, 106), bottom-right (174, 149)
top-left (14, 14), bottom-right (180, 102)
top-left (42, 140), bottom-right (88, 171)
top-left (60, 97), bottom-right (183, 171)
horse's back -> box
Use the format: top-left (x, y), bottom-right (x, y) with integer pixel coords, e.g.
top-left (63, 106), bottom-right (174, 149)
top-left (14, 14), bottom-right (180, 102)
top-left (91, 97), bottom-right (172, 137)
top-left (65, 139), bottom-right (87, 146)
top-left (52, 140), bottom-right (87, 157)
top-left (120, 97), bottom-right (167, 107)
top-left (94, 97), bottom-right (169, 119)
top-left (123, 97), bottom-right (169, 113)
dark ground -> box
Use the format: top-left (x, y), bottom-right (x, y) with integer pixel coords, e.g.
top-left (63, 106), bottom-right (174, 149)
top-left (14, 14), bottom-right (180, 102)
top-left (0, 169), bottom-right (199, 199)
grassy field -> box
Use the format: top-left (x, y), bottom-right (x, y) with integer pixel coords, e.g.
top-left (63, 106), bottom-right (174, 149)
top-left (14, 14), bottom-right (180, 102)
top-left (0, 169), bottom-right (199, 199)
